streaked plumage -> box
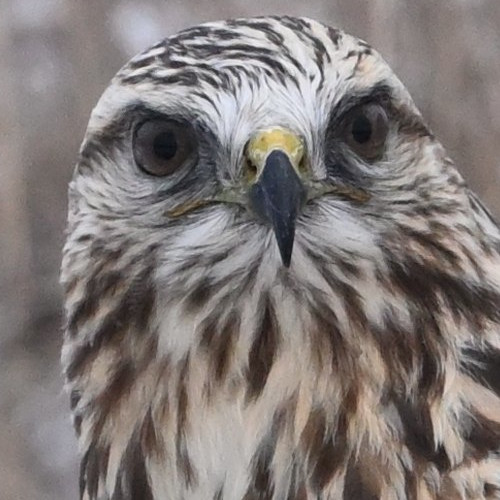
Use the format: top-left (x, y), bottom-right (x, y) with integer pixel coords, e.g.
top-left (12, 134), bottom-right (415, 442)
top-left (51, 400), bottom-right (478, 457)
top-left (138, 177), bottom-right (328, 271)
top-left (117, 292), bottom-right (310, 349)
top-left (61, 16), bottom-right (500, 499)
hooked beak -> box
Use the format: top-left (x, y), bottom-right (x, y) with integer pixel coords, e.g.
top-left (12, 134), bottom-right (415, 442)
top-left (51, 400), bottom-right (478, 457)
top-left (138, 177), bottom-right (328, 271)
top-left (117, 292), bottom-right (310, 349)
top-left (247, 128), bottom-right (306, 267)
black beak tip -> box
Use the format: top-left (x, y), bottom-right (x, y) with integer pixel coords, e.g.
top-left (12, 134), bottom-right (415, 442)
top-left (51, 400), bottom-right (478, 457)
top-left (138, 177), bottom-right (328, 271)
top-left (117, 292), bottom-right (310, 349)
top-left (280, 244), bottom-right (293, 268)
top-left (274, 222), bottom-right (295, 268)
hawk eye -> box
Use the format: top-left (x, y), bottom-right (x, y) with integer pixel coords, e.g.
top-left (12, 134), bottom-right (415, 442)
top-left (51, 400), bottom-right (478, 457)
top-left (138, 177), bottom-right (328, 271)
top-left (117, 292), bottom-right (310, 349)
top-left (342, 103), bottom-right (389, 161)
top-left (133, 119), bottom-right (197, 176)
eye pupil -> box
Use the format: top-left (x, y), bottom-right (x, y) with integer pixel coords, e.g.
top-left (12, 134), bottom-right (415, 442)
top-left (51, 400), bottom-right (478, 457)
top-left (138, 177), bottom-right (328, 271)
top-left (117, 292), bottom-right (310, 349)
top-left (153, 131), bottom-right (178, 160)
top-left (339, 103), bottom-right (389, 161)
top-left (351, 115), bottom-right (372, 144)
top-left (133, 119), bottom-right (197, 177)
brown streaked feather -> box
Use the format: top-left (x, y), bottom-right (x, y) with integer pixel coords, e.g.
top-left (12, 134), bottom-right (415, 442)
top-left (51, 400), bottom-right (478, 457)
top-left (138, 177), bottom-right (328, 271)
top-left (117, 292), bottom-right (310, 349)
top-left (246, 298), bottom-right (279, 401)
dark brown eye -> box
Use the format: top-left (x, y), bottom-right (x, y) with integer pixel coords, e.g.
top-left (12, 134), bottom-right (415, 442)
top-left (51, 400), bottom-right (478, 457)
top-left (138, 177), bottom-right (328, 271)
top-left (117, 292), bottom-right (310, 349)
top-left (133, 119), bottom-right (197, 176)
top-left (342, 103), bottom-right (389, 161)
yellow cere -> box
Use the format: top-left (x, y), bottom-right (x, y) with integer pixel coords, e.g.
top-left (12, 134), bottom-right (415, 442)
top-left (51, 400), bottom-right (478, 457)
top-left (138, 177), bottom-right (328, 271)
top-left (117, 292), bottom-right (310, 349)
top-left (246, 127), bottom-right (304, 173)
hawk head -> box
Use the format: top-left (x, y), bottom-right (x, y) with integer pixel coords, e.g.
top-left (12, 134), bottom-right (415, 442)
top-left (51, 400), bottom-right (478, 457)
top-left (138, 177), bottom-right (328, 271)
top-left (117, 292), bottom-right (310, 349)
top-left (62, 16), bottom-right (500, 500)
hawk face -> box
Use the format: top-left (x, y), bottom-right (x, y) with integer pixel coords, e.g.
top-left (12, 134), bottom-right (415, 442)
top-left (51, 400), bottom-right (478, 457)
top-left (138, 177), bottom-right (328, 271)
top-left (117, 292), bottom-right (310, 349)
top-left (62, 16), bottom-right (500, 500)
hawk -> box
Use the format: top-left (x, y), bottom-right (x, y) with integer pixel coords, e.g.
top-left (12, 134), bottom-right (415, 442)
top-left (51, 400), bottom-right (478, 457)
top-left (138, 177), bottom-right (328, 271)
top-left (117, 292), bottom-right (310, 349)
top-left (61, 16), bottom-right (500, 499)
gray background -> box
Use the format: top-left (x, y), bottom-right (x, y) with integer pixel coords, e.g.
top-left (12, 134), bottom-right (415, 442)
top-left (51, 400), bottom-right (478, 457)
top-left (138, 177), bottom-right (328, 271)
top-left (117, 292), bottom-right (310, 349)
top-left (0, 1), bottom-right (499, 498)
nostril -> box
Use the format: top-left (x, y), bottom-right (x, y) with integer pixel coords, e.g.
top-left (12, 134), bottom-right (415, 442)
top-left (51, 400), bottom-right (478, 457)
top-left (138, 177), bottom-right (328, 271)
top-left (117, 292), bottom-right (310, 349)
top-left (244, 157), bottom-right (258, 182)
top-left (298, 156), bottom-right (308, 174)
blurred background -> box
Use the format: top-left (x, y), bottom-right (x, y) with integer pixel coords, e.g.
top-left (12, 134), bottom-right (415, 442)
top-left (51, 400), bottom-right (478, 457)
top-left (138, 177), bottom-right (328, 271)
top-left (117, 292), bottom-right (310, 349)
top-left (0, 1), bottom-right (499, 498)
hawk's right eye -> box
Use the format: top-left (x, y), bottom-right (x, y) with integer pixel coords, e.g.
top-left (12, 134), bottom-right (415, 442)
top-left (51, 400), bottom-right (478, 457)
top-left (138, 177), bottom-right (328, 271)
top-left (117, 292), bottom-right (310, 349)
top-left (133, 119), bottom-right (198, 177)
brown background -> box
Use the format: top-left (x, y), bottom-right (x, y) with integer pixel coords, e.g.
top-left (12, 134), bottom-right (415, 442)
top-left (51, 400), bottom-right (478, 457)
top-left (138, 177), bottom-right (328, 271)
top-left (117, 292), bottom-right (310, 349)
top-left (0, 1), bottom-right (499, 498)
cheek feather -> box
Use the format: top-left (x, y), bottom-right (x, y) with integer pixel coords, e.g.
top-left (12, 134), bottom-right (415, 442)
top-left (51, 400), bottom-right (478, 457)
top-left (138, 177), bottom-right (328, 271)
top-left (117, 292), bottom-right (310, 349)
top-left (167, 209), bottom-right (232, 253)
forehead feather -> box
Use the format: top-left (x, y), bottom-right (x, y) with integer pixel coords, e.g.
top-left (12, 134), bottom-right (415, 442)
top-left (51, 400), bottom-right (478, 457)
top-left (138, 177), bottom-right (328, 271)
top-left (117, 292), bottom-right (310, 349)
top-left (87, 16), bottom-right (415, 140)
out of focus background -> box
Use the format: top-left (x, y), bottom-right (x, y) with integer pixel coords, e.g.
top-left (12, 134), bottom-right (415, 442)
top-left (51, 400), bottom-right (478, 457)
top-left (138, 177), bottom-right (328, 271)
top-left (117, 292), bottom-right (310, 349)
top-left (0, 1), bottom-right (499, 498)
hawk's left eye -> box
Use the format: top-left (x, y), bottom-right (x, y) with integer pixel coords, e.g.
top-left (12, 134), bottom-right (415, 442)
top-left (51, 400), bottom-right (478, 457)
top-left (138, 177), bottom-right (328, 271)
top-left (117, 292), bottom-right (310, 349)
top-left (133, 119), bottom-right (198, 177)
top-left (340, 103), bottom-right (389, 161)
